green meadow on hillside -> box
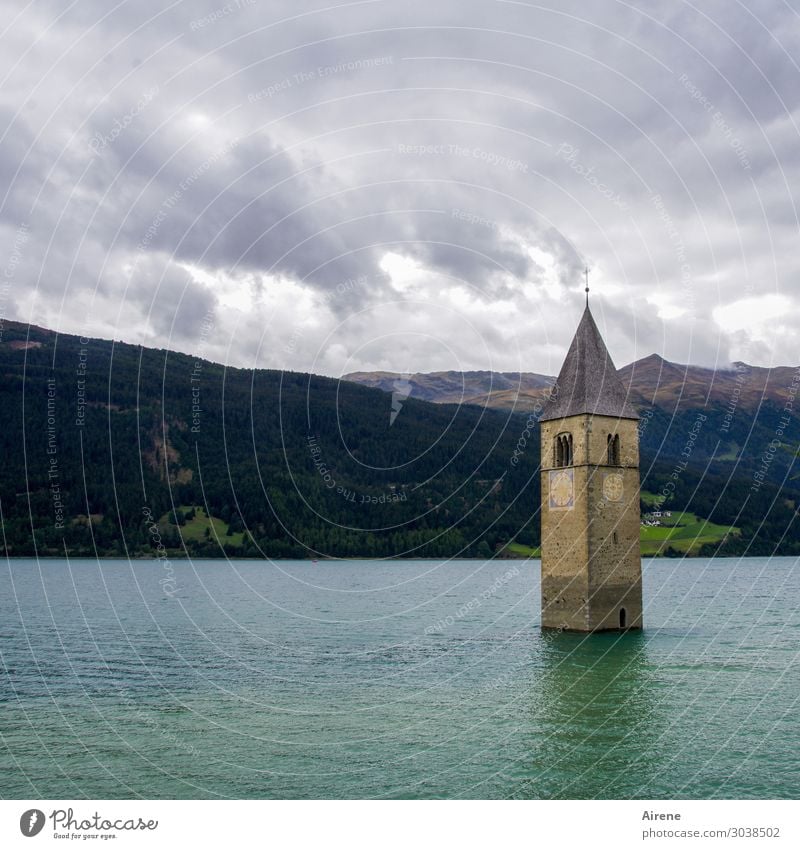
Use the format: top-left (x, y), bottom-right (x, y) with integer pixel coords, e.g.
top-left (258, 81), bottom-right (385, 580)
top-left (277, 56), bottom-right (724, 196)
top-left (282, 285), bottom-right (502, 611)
top-left (639, 509), bottom-right (740, 556)
top-left (504, 493), bottom-right (741, 559)
top-left (158, 506), bottom-right (247, 548)
top-left (160, 495), bottom-right (740, 559)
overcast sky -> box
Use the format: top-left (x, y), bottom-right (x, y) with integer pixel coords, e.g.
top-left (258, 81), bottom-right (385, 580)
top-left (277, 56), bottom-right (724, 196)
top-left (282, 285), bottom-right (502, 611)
top-left (2, 0), bottom-right (799, 377)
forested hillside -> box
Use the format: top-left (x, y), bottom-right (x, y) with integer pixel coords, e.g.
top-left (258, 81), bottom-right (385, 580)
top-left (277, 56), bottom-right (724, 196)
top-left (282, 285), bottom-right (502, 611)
top-left (0, 321), bottom-right (541, 558)
top-left (1, 320), bottom-right (798, 558)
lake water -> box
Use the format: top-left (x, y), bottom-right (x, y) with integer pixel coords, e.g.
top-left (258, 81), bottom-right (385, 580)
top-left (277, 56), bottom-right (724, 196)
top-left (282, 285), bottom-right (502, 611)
top-left (1, 557), bottom-right (798, 799)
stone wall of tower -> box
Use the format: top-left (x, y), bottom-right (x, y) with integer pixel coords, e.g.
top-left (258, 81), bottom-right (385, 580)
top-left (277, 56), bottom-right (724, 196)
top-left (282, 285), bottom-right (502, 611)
top-left (540, 414), bottom-right (591, 630)
top-left (585, 416), bottom-right (642, 630)
top-left (540, 413), bottom-right (642, 631)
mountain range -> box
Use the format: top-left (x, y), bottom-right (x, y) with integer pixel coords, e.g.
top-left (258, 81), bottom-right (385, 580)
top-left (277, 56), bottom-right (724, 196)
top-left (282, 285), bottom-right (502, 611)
top-left (2, 319), bottom-right (798, 558)
top-left (344, 355), bottom-right (799, 415)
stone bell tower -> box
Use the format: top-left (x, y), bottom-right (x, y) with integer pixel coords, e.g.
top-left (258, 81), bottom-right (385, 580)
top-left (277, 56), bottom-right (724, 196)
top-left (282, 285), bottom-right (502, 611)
top-left (539, 300), bottom-right (642, 631)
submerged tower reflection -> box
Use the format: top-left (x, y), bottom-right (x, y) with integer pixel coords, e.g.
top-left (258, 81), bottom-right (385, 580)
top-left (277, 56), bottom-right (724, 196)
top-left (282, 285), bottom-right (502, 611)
top-left (514, 631), bottom-right (663, 799)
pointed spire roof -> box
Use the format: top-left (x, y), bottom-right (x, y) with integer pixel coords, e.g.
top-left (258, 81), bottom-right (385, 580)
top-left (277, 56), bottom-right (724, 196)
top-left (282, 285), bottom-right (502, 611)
top-left (541, 305), bottom-right (639, 421)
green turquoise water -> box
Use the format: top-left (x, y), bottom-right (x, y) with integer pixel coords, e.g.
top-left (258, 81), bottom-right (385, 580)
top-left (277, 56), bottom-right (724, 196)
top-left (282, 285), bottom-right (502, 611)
top-left (1, 557), bottom-right (798, 799)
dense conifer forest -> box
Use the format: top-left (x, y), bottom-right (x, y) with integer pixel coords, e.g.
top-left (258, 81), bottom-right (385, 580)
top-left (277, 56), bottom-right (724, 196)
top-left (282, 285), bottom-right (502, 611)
top-left (1, 320), bottom-right (798, 558)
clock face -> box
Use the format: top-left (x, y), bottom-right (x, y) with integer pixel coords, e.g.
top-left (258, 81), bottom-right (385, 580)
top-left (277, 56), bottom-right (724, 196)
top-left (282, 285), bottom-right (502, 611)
top-left (603, 473), bottom-right (624, 502)
top-left (549, 469), bottom-right (574, 510)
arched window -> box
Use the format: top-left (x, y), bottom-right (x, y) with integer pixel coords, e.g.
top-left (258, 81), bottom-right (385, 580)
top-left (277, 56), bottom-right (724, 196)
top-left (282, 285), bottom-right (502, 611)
top-left (607, 433), bottom-right (621, 465)
top-left (619, 607), bottom-right (627, 629)
top-left (554, 433), bottom-right (572, 467)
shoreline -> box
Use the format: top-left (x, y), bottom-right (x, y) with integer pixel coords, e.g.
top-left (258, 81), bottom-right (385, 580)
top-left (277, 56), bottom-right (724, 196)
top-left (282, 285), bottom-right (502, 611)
top-left (1, 552), bottom-right (766, 561)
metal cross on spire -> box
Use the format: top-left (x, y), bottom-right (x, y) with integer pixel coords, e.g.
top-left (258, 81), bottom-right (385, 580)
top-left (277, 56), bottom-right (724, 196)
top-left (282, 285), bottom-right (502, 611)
top-left (584, 266), bottom-right (590, 307)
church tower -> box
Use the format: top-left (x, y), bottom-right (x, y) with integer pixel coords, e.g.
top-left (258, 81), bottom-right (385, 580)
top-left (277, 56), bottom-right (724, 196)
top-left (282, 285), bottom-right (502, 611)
top-left (539, 303), bottom-right (642, 631)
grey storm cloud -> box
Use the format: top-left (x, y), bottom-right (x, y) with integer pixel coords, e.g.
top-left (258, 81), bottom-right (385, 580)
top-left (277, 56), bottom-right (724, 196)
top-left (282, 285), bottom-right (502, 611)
top-left (123, 259), bottom-right (217, 343)
top-left (1, 0), bottom-right (799, 374)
